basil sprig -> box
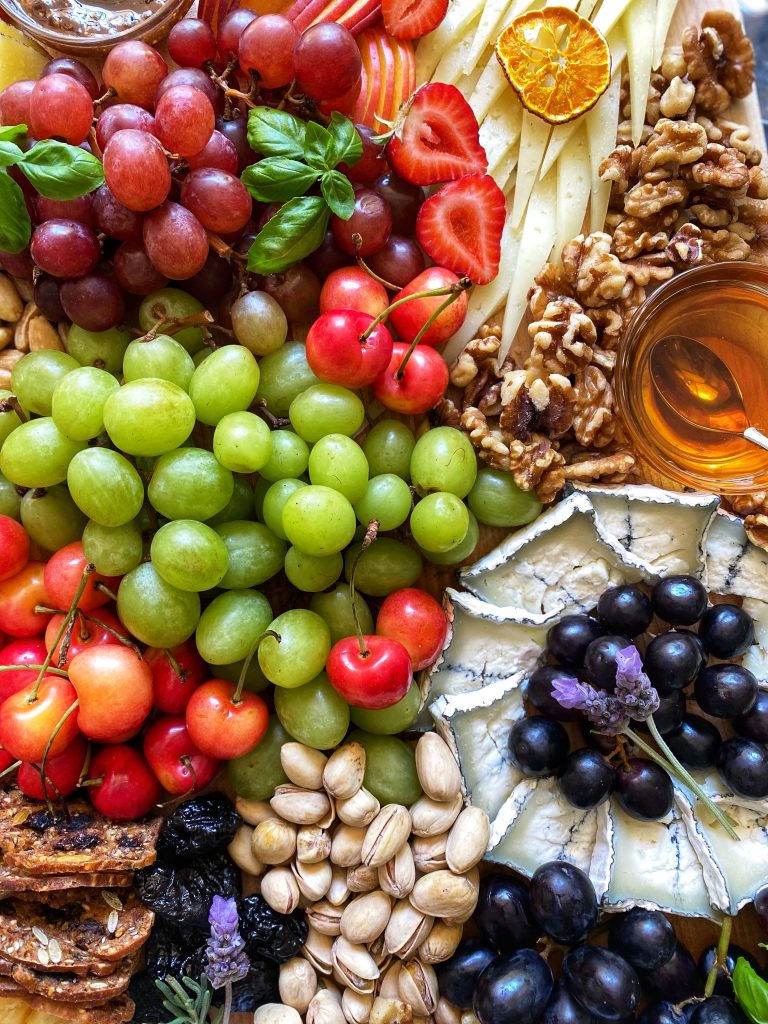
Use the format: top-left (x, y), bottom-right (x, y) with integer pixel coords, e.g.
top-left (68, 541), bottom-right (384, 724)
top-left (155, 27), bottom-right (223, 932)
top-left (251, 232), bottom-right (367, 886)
top-left (0, 127), bottom-right (105, 254)
top-left (243, 108), bottom-right (364, 274)
top-left (734, 957), bottom-right (768, 1024)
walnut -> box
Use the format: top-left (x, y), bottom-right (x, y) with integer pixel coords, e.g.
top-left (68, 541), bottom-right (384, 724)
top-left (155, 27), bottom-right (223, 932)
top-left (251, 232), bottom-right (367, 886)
top-left (739, 199), bottom-right (768, 262)
top-left (639, 119), bottom-right (707, 175)
top-left (528, 296), bottom-right (596, 375)
top-left (587, 306), bottom-right (624, 349)
top-left (623, 177), bottom-right (689, 218)
top-left (616, 120), bottom-right (654, 146)
top-left (660, 46), bottom-right (687, 82)
top-left (700, 227), bottom-right (752, 262)
top-left (572, 365), bottom-right (615, 449)
top-left (537, 375), bottom-right (575, 437)
top-left (659, 77), bottom-right (696, 119)
top-left (610, 216), bottom-right (670, 260)
top-left (561, 233), bottom-right (627, 308)
top-left (622, 253), bottom-right (675, 288)
top-left (499, 372), bottom-right (536, 442)
top-left (561, 447), bottom-right (637, 484)
top-left (460, 407), bottom-right (511, 470)
top-left (435, 397), bottom-right (461, 429)
top-left (507, 433), bottom-right (565, 502)
top-left (599, 145), bottom-right (636, 196)
top-left (687, 199), bottom-right (737, 228)
top-left (623, 73), bottom-right (665, 125)
top-left (682, 11), bottom-right (755, 115)
top-left (744, 515), bottom-right (768, 551)
top-left (449, 333), bottom-right (501, 387)
top-left (528, 262), bottom-right (572, 318)
top-left (727, 492), bottom-right (768, 518)
top-left (681, 143), bottom-right (750, 194)
top-left (716, 121), bottom-right (763, 165)
top-left (748, 166), bottom-right (768, 201)
top-left (665, 223), bottom-right (704, 266)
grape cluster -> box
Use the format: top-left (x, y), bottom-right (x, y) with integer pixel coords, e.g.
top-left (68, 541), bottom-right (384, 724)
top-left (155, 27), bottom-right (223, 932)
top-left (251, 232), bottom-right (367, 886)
top-left (517, 576), bottom-right (766, 820)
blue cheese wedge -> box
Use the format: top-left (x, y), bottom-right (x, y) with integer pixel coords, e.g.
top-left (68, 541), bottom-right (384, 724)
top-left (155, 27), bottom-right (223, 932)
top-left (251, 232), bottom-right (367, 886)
top-left (705, 510), bottom-right (768, 601)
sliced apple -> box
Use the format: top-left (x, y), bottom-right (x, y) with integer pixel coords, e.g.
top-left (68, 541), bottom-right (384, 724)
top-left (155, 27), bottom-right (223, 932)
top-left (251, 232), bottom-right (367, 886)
top-left (339, 27), bottom-right (415, 129)
top-left (286, 0), bottom-right (382, 36)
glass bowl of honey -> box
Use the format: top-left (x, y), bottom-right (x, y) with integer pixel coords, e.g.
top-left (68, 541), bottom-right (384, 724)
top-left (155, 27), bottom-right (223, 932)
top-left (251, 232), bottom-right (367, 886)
top-left (615, 261), bottom-right (768, 494)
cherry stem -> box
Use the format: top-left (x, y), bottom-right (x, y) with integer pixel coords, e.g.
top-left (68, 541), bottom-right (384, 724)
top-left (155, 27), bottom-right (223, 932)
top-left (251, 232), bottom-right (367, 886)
top-left (348, 520), bottom-right (380, 657)
top-left (233, 630), bottom-right (281, 705)
top-left (359, 279), bottom-right (470, 343)
top-left (353, 238), bottom-right (400, 292)
top-left (94, 581), bottom-right (119, 602)
top-left (39, 698), bottom-right (79, 813)
top-left (0, 760), bottom-right (20, 782)
top-left (396, 281), bottom-right (471, 379)
top-left (164, 648), bottom-right (188, 683)
top-left (180, 754), bottom-right (199, 795)
top-left (77, 741), bottom-right (93, 788)
top-left (704, 915), bottom-right (733, 998)
top-left (0, 664), bottom-right (68, 679)
top-left (29, 564), bottom-right (94, 703)
top-left (85, 614), bottom-right (141, 654)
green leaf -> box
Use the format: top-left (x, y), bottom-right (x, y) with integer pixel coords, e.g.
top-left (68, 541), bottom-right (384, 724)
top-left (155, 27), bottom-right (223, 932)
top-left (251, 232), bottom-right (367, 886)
top-left (247, 106), bottom-right (306, 159)
top-left (241, 157), bottom-right (320, 202)
top-left (734, 958), bottom-right (768, 1024)
top-left (326, 112), bottom-right (364, 168)
top-left (303, 119), bottom-right (335, 170)
top-left (0, 125), bottom-right (27, 143)
top-left (321, 169), bottom-right (355, 219)
top-left (0, 171), bottom-right (31, 253)
top-left (247, 195), bottom-right (331, 274)
top-left (18, 140), bottom-right (104, 199)
top-left (0, 142), bottom-right (23, 169)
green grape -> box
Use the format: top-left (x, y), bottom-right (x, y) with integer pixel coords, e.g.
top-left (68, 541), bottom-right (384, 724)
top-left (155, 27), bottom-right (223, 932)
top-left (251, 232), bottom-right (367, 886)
top-left (252, 475), bottom-right (270, 522)
top-left (231, 290), bottom-right (288, 356)
top-left (410, 492), bottom-right (469, 553)
top-left (308, 434), bottom-right (369, 503)
top-left (66, 325), bottom-right (131, 376)
top-left (258, 609), bottom-right (331, 688)
top-left (274, 672), bottom-right (350, 749)
top-left (0, 418), bottom-right (85, 488)
top-left (148, 448), bottom-right (234, 521)
top-left (139, 288), bottom-right (206, 353)
top-left (51, 366), bottom-right (120, 441)
top-left (350, 681), bottom-right (422, 734)
top-left (214, 520), bottom-right (286, 588)
top-left (309, 584), bottom-right (374, 645)
top-left (117, 562), bottom-right (200, 648)
top-left (0, 390), bottom-right (23, 447)
top-left (467, 466), bottom-right (543, 527)
top-left (289, 384), bottom-right (365, 443)
top-left (206, 475), bottom-right (254, 527)
top-left (192, 347), bottom-right (211, 367)
top-left (410, 426), bottom-right (478, 498)
top-left (188, 346), bottom-right (260, 426)
top-left (20, 484), bottom-right (86, 550)
top-left (362, 419), bottom-right (415, 480)
top-left (213, 412), bottom-right (273, 474)
top-left (227, 716), bottom-right (290, 800)
top-left (195, 589), bottom-right (273, 664)
top-left (103, 379), bottom-right (195, 457)
top-left (0, 472), bottom-right (21, 520)
top-left (215, 656), bottom-right (270, 693)
top-left (282, 485), bottom-right (356, 557)
top-left (122, 334), bottom-right (195, 390)
top-left (343, 538), bottom-right (422, 596)
top-left (11, 351), bottom-right (79, 417)
top-left (67, 448), bottom-right (145, 527)
top-left (354, 474), bottom-right (412, 531)
top-left (255, 342), bottom-right (318, 416)
top-left (284, 546), bottom-right (342, 593)
top-left (151, 520), bottom-right (229, 592)
top-left (349, 730), bottom-right (422, 805)
top-left (259, 430), bottom-right (309, 483)
top-left (420, 509), bottom-right (480, 565)
top-left (262, 478), bottom-right (307, 540)
top-left (82, 518), bottom-right (144, 576)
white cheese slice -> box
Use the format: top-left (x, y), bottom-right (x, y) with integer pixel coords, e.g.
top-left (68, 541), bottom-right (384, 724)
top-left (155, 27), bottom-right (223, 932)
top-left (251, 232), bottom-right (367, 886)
top-left (468, 54), bottom-right (509, 124)
top-left (431, 4), bottom-right (488, 85)
top-left (463, 0), bottom-right (531, 78)
top-left (511, 112), bottom-right (553, 227)
top-left (653, 0), bottom-right (679, 68)
top-left (587, 68), bottom-right (623, 232)
top-left (554, 122), bottom-right (592, 257)
top-left (623, 0), bottom-right (657, 145)
top-left (539, 120), bottom-right (581, 180)
top-left (415, 0), bottom-right (486, 84)
top-left (593, 0), bottom-right (640, 36)
top-left (480, 89), bottom-right (524, 182)
top-left (704, 510), bottom-right (768, 602)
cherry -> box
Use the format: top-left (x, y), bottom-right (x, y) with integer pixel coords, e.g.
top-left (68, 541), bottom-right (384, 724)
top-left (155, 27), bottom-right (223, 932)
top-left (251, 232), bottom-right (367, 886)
top-left (44, 607), bottom-right (126, 668)
top-left (0, 675), bottom-right (80, 763)
top-left (376, 588), bottom-right (448, 671)
top-left (43, 542), bottom-right (119, 613)
top-left (186, 679), bottom-right (269, 760)
top-left (68, 646), bottom-right (154, 743)
top-left (319, 267), bottom-right (388, 317)
top-left (372, 342), bottom-right (449, 415)
top-left (18, 733), bottom-right (88, 800)
top-left (0, 748), bottom-right (17, 775)
top-left (0, 637), bottom-right (48, 701)
top-left (145, 641), bottom-right (207, 714)
top-left (0, 563), bottom-right (53, 638)
top-left (143, 715), bottom-right (220, 795)
top-left (88, 745), bottom-right (161, 820)
top-left (338, 125), bottom-right (387, 185)
top-left (306, 309), bottom-right (393, 389)
top-left (327, 634), bottom-right (412, 709)
top-left (388, 267), bottom-right (468, 346)
top-left (0, 516), bottom-right (29, 582)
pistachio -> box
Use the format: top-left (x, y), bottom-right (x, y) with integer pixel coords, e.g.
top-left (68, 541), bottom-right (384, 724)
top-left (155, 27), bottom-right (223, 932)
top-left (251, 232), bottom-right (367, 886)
top-left (342, 987), bottom-right (374, 1024)
top-left (297, 826), bottom-right (332, 864)
top-left (279, 958), bottom-right (318, 1013)
top-left (346, 864), bottom-right (379, 893)
top-left (261, 866), bottom-right (301, 915)
top-left (304, 927), bottom-right (335, 975)
top-left (254, 1004), bottom-right (303, 1024)
top-left (327, 866), bottom-right (351, 906)
top-left (323, 741), bottom-right (366, 799)
top-left (418, 922), bottom-right (463, 965)
top-left (0, 326), bottom-right (13, 351)
top-left (378, 842), bottom-right (415, 899)
top-left (0, 275), bottom-right (23, 323)
top-left (293, 858), bottom-right (333, 902)
top-left (461, 1013), bottom-right (481, 1024)
top-left (415, 734), bottom-right (462, 803)
top-left (340, 890), bottom-right (391, 945)
top-left (306, 900), bottom-right (343, 937)
top-left (271, 785), bottom-right (332, 825)
top-left (0, 348), bottom-right (22, 389)
top-left (331, 825), bottom-right (367, 867)
top-left (226, 825), bottom-right (264, 877)
top-left (384, 900), bottom-right (433, 960)
top-left (332, 936), bottom-right (380, 994)
top-left (368, 933), bottom-right (393, 969)
top-left (235, 797), bottom-right (274, 826)
top-left (411, 834), bottom-right (448, 874)
top-left (370, 996), bottom-right (412, 1024)
top-left (379, 963), bottom-right (402, 999)
top-left (434, 1000), bottom-right (462, 1024)
top-left (336, 787), bottom-right (380, 828)
top-left (252, 818), bottom-right (298, 865)
top-left (282, 742), bottom-right (328, 790)
top-left (398, 960), bottom-right (439, 1016)
top-left (445, 807), bottom-right (489, 874)
top-left (28, 315), bottom-right (64, 351)
top-left (409, 871), bottom-right (477, 921)
top-left (409, 793), bottom-right (463, 838)
top-left (361, 804), bottom-right (411, 867)
top-left (307, 989), bottom-right (347, 1024)
top-left (442, 867), bottom-right (479, 926)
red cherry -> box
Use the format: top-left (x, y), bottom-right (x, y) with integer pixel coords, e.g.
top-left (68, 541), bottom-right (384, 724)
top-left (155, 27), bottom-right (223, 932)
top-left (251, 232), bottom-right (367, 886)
top-left (68, 646), bottom-right (154, 743)
top-left (388, 267), bottom-right (468, 346)
top-left (44, 606), bottom-right (126, 668)
top-left (145, 641), bottom-right (207, 714)
top-left (319, 267), bottom-right (388, 318)
top-left (0, 676), bottom-right (80, 763)
top-left (0, 562), bottom-right (53, 638)
top-left (143, 715), bottom-right (220, 795)
top-left (326, 635), bottom-right (412, 709)
top-left (0, 637), bottom-right (48, 701)
top-left (87, 745), bottom-right (161, 820)
top-left (372, 342), bottom-right (448, 415)
top-left (185, 679), bottom-right (269, 760)
top-left (17, 733), bottom-right (88, 800)
top-left (0, 747), bottom-right (17, 775)
top-left (43, 542), bottom-right (120, 613)
top-left (0, 516), bottom-right (29, 582)
top-left (376, 588), bottom-right (448, 671)
top-left (306, 309), bottom-right (393, 389)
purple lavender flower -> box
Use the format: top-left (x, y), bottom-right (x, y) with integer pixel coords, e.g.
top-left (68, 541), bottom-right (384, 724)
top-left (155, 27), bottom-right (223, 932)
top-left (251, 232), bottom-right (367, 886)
top-left (614, 645), bottom-right (660, 721)
top-left (551, 675), bottom-right (628, 735)
top-left (204, 895), bottom-right (250, 991)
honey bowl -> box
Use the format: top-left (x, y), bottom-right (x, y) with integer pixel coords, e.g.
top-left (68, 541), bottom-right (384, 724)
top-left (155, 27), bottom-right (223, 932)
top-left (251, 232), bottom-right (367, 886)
top-left (615, 261), bottom-right (768, 494)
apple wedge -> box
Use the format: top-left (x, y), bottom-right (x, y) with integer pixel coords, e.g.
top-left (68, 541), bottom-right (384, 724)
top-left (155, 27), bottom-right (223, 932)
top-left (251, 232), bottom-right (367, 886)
top-left (286, 0), bottom-right (382, 35)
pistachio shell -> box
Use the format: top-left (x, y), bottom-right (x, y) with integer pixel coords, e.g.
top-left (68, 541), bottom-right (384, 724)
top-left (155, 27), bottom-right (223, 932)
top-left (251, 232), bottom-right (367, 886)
top-left (336, 788), bottom-right (380, 828)
top-left (293, 858), bottom-right (333, 902)
top-left (370, 996), bottom-right (412, 1024)
top-left (252, 818), bottom-right (297, 865)
top-left (340, 889), bottom-right (392, 945)
top-left (378, 964), bottom-right (402, 1000)
top-left (434, 1000), bottom-right (462, 1024)
top-left (398, 960), bottom-right (438, 1016)
top-left (415, 733), bottom-right (462, 803)
top-left (347, 864), bottom-right (379, 893)
top-left (281, 742), bottom-right (328, 790)
top-left (227, 825), bottom-right (264, 877)
top-left (280, 958), bottom-right (318, 1013)
top-left (361, 805), bottom-right (411, 868)
top-left (327, 866), bottom-right (351, 906)
top-left (304, 927), bottom-right (335, 975)
top-left (409, 871), bottom-right (477, 920)
top-left (235, 797), bottom-right (274, 826)
top-left (323, 742), bottom-right (367, 799)
top-left (261, 866), bottom-right (301, 914)
top-left (411, 834), bottom-right (448, 874)
top-left (418, 922), bottom-right (463, 965)
top-left (271, 785), bottom-right (332, 825)
top-left (378, 843), bottom-right (416, 899)
top-left (409, 793), bottom-right (463, 838)
top-left (332, 936), bottom-right (380, 994)
top-left (306, 900), bottom-right (343, 937)
top-left (384, 900), bottom-right (433, 959)
top-left (254, 1004), bottom-right (303, 1024)
top-left (308, 988), bottom-right (347, 1024)
top-left (342, 987), bottom-right (374, 1024)
top-left (445, 807), bottom-right (490, 874)
top-left (331, 825), bottom-right (367, 867)
top-left (297, 826), bottom-right (332, 864)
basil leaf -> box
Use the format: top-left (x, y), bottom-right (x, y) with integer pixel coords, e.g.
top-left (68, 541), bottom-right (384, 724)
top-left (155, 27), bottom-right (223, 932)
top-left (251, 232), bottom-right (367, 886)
top-left (0, 171), bottom-right (31, 253)
top-left (241, 157), bottom-right (320, 202)
top-left (247, 106), bottom-right (306, 159)
top-left (0, 125), bottom-right (27, 143)
top-left (19, 141), bottom-right (104, 199)
top-left (303, 120), bottom-right (335, 170)
top-left (735, 958), bottom-right (768, 1024)
top-left (326, 112), bottom-right (364, 168)
top-left (247, 195), bottom-right (331, 274)
top-left (0, 142), bottom-right (23, 169)
top-left (321, 170), bottom-right (355, 219)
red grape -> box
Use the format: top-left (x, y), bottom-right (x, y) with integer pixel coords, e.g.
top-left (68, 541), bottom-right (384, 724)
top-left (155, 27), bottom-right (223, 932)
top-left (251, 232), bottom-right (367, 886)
top-left (331, 187), bottom-right (392, 256)
top-left (92, 184), bottom-right (142, 240)
top-left (305, 228), bottom-right (348, 278)
top-left (154, 85), bottom-right (215, 158)
top-left (60, 273), bottom-right (125, 331)
top-left (102, 41), bottom-right (168, 110)
top-left (29, 75), bottom-right (93, 145)
top-left (33, 275), bottom-right (65, 321)
top-left (36, 195), bottom-right (95, 228)
top-left (143, 202), bottom-right (209, 280)
top-left (155, 67), bottom-right (221, 116)
top-left (114, 239), bottom-right (168, 294)
top-left (367, 235), bottom-right (426, 289)
top-left (103, 129), bottom-right (171, 212)
top-left (373, 172), bottom-right (424, 234)
top-left (338, 125), bottom-right (387, 185)
top-left (215, 114), bottom-right (253, 173)
top-left (293, 23), bottom-right (361, 101)
top-left (185, 251), bottom-right (235, 306)
top-left (95, 104), bottom-right (154, 151)
top-left (187, 130), bottom-right (239, 174)
top-left (259, 263), bottom-right (321, 324)
top-left (168, 19), bottom-right (217, 67)
top-left (41, 58), bottom-right (100, 101)
top-left (180, 167), bottom-right (252, 234)
top-left (0, 80), bottom-right (35, 127)
top-left (30, 220), bottom-right (101, 278)
top-left (217, 8), bottom-right (258, 59)
top-left (0, 250), bottom-right (34, 280)
top-left (239, 15), bottom-right (298, 89)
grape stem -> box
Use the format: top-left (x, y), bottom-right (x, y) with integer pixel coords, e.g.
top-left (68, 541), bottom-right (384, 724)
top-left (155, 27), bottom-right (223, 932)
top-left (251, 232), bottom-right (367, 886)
top-left (0, 397), bottom-right (27, 423)
top-left (348, 520), bottom-right (380, 658)
top-left (29, 564), bottom-right (94, 703)
top-left (233, 630), bottom-right (281, 705)
top-left (143, 308), bottom-right (214, 342)
top-left (704, 915), bottom-right (733, 998)
top-left (359, 278), bottom-right (471, 344)
top-left (39, 698), bottom-right (79, 815)
top-left (251, 398), bottom-right (290, 430)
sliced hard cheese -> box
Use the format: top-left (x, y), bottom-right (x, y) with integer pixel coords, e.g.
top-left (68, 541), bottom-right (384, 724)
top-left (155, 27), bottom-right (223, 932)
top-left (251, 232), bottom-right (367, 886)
top-left (554, 122), bottom-right (592, 257)
top-left (539, 120), bottom-right (581, 180)
top-left (653, 0), bottom-right (680, 69)
top-left (511, 112), bottom-right (553, 227)
top-left (587, 69), bottom-right (623, 232)
top-left (623, 0), bottom-right (657, 145)
top-left (593, 0), bottom-right (640, 36)
top-left (464, 0), bottom-right (532, 78)
top-left (468, 53), bottom-right (509, 124)
top-left (415, 0), bottom-right (486, 83)
top-left (480, 90), bottom-right (524, 183)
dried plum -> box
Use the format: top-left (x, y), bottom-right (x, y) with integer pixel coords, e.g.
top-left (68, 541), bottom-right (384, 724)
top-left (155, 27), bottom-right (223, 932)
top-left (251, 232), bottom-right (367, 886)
top-left (156, 794), bottom-right (241, 859)
top-left (136, 851), bottom-right (241, 932)
top-left (239, 894), bottom-right (308, 963)
top-left (230, 961), bottom-right (280, 1011)
top-left (143, 918), bottom-right (206, 981)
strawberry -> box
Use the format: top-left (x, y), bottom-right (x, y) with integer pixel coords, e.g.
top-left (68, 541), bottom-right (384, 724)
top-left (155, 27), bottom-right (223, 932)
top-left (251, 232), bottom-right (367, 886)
top-left (416, 173), bottom-right (506, 285)
top-left (387, 83), bottom-right (487, 186)
top-left (382, 0), bottom-right (447, 39)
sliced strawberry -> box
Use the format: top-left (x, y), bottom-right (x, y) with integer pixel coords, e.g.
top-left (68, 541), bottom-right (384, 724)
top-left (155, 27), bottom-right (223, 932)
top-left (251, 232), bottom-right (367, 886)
top-left (387, 83), bottom-right (487, 186)
top-left (382, 0), bottom-right (447, 39)
top-left (416, 173), bottom-right (506, 285)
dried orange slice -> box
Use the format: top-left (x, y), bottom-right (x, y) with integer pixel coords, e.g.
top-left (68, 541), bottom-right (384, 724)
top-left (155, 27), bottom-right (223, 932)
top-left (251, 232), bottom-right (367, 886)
top-left (495, 6), bottom-right (611, 124)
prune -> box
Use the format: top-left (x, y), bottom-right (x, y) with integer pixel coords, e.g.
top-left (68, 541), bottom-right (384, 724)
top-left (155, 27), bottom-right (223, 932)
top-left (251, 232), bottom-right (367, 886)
top-left (689, 997), bottom-right (748, 1024)
top-left (239, 894), bottom-right (308, 964)
top-left (144, 918), bottom-right (206, 979)
top-left (716, 737), bottom-right (768, 798)
top-left (697, 945), bottom-right (759, 997)
top-left (475, 875), bottom-right (536, 952)
top-left (136, 850), bottom-right (241, 932)
top-left (436, 938), bottom-right (498, 1009)
top-left (529, 861), bottom-right (598, 945)
top-left (230, 961), bottom-right (280, 1011)
top-left (528, 666), bottom-right (582, 721)
top-left (157, 793), bottom-right (242, 859)
top-left (666, 715), bottom-right (721, 770)
top-left (557, 749), bottom-right (614, 809)
top-left (597, 586), bottom-right (653, 637)
top-left (615, 758), bottom-right (674, 821)
top-left (542, 980), bottom-right (595, 1024)
top-left (608, 908), bottom-right (676, 971)
top-left (643, 632), bottom-right (704, 693)
top-left (699, 604), bottom-right (754, 659)
top-left (474, 949), bottom-right (553, 1024)
top-left (509, 717), bottom-right (570, 777)
top-left (547, 615), bottom-right (604, 669)
top-left (128, 970), bottom-right (169, 1024)
top-left (735, 690), bottom-right (768, 743)
top-left (583, 635), bottom-right (631, 691)
top-left (651, 576), bottom-right (707, 625)
top-left (695, 664), bottom-right (758, 719)
top-left (563, 946), bottom-right (640, 1022)
top-left (640, 943), bottom-right (698, 1000)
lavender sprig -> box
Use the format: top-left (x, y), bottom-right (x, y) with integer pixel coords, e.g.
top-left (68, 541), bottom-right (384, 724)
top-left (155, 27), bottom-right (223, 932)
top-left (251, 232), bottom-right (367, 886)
top-left (205, 895), bottom-right (250, 991)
